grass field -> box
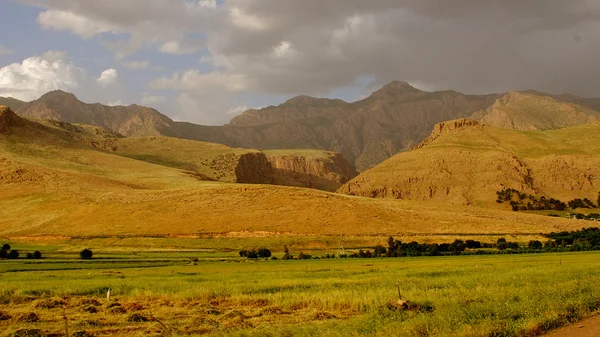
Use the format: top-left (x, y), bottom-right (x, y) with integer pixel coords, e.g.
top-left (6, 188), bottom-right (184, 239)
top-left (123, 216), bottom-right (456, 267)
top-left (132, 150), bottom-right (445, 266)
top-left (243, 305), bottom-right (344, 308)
top-left (1, 252), bottom-right (600, 336)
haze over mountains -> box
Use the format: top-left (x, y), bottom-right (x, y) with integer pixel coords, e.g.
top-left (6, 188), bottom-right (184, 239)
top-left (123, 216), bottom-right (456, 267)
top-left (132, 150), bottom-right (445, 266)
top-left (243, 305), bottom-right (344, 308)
top-left (5, 81), bottom-right (600, 171)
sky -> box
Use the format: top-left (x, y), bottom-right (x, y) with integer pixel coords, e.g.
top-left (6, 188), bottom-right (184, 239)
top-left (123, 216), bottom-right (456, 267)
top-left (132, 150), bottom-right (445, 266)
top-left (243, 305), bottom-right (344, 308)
top-left (1, 0), bottom-right (599, 125)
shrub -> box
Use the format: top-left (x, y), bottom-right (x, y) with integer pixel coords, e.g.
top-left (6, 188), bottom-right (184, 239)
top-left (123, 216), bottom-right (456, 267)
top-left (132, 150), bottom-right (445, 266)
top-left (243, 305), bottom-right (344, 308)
top-left (257, 248), bottom-right (271, 258)
top-left (26, 251), bottom-right (42, 260)
top-left (528, 240), bottom-right (543, 249)
top-left (2, 243), bottom-right (10, 251)
top-left (80, 249), bottom-right (93, 260)
top-left (0, 250), bottom-right (6, 259)
top-left (7, 250), bottom-right (19, 259)
top-left (298, 252), bottom-right (312, 260)
top-left (239, 249), bottom-right (248, 257)
top-left (282, 245), bottom-right (292, 260)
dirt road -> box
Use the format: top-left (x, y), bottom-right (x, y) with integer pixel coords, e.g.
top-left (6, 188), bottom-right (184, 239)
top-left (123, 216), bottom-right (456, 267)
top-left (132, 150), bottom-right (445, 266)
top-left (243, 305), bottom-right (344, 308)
top-left (544, 315), bottom-right (600, 337)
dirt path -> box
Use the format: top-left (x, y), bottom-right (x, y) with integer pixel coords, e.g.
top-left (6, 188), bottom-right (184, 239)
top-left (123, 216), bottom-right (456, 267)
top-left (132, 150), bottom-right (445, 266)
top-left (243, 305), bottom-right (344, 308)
top-left (544, 315), bottom-right (600, 337)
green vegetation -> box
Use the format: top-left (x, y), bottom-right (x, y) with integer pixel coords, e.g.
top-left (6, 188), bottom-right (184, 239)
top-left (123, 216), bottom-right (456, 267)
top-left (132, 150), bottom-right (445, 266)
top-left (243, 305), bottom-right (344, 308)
top-left (497, 188), bottom-right (600, 212)
top-left (1, 251), bottom-right (600, 336)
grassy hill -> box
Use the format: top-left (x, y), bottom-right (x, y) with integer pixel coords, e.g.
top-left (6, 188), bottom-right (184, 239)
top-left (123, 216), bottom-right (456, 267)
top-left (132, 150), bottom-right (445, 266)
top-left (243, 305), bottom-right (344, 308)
top-left (0, 106), bottom-right (587, 238)
top-left (340, 118), bottom-right (600, 207)
top-left (472, 91), bottom-right (600, 130)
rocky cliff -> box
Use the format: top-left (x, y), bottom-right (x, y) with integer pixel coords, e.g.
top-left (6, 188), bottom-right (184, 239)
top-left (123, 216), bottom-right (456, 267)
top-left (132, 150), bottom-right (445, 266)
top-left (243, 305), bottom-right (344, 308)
top-left (266, 151), bottom-right (357, 191)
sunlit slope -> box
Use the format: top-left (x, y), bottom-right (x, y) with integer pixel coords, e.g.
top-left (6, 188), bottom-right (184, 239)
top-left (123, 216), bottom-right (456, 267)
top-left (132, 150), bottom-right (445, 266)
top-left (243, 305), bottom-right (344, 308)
top-left (340, 119), bottom-right (600, 206)
top-left (472, 91), bottom-right (600, 130)
top-left (0, 107), bottom-right (584, 237)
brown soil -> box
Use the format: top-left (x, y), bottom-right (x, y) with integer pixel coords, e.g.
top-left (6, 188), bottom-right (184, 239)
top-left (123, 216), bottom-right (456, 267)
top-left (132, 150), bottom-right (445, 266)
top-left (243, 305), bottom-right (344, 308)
top-left (544, 315), bottom-right (600, 337)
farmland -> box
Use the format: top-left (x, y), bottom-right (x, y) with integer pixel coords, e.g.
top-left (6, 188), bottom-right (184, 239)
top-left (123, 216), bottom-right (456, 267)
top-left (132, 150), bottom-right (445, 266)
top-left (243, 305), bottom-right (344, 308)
top-left (1, 248), bottom-right (600, 336)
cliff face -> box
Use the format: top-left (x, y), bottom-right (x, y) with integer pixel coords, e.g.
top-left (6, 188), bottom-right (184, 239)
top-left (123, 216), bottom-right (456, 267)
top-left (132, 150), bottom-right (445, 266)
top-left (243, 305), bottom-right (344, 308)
top-left (234, 152), bottom-right (275, 184)
top-left (234, 151), bottom-right (357, 191)
top-left (266, 152), bottom-right (357, 191)
top-left (411, 118), bottom-right (481, 150)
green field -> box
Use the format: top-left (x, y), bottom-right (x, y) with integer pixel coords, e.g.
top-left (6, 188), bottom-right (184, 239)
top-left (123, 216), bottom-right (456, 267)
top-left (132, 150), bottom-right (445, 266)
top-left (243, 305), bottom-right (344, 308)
top-left (1, 251), bottom-right (600, 336)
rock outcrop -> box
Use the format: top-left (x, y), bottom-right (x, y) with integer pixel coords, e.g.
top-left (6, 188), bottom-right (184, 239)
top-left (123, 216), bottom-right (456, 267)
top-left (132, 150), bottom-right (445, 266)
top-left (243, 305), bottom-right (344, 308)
top-left (267, 152), bottom-right (357, 191)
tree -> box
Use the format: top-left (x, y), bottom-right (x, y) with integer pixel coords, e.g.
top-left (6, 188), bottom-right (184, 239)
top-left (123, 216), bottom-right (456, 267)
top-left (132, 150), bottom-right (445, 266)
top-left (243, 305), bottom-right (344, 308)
top-left (33, 251), bottom-right (42, 259)
top-left (373, 245), bottom-right (387, 257)
top-left (257, 248), bottom-right (271, 258)
top-left (0, 249), bottom-right (6, 259)
top-left (282, 245), bottom-right (292, 260)
top-left (239, 249), bottom-right (249, 257)
top-left (528, 240), bottom-right (543, 250)
top-left (449, 240), bottom-right (466, 255)
top-left (497, 238), bottom-right (507, 245)
top-left (7, 250), bottom-right (19, 259)
top-left (2, 243), bottom-right (10, 252)
top-left (80, 249), bottom-right (93, 260)
top-left (465, 240), bottom-right (482, 249)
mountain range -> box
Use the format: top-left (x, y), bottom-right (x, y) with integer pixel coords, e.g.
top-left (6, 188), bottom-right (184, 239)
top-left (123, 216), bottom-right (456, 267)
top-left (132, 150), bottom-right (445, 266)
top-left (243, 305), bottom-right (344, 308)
top-left (5, 82), bottom-right (600, 171)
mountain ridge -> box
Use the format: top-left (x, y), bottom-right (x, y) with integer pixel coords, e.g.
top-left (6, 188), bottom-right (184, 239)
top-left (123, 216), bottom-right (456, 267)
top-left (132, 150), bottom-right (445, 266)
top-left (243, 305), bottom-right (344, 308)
top-left (12, 83), bottom-right (600, 171)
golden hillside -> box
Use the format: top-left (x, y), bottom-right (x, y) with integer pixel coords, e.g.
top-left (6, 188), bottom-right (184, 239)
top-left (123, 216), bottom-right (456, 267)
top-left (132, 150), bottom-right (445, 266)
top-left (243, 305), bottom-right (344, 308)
top-left (472, 91), bottom-right (600, 131)
top-left (339, 119), bottom-right (600, 206)
top-left (0, 106), bottom-right (586, 237)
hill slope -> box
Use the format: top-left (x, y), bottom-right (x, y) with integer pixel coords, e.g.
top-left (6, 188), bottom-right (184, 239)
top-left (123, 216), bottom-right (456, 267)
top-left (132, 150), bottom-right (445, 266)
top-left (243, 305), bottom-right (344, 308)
top-left (0, 106), bottom-right (585, 237)
top-left (340, 119), bottom-right (600, 206)
top-left (1, 105), bottom-right (355, 191)
top-left (472, 92), bottom-right (600, 130)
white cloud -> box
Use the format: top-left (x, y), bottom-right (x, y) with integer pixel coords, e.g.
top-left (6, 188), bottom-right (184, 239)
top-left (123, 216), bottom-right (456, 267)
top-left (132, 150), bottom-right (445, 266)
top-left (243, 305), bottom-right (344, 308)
top-left (107, 100), bottom-right (124, 106)
top-left (120, 60), bottom-right (150, 70)
top-left (149, 70), bottom-right (248, 93)
top-left (0, 51), bottom-right (85, 101)
top-left (159, 41), bottom-right (201, 55)
top-left (96, 68), bottom-right (119, 86)
top-left (140, 95), bottom-right (166, 105)
top-left (37, 10), bottom-right (116, 38)
top-left (0, 45), bottom-right (15, 55)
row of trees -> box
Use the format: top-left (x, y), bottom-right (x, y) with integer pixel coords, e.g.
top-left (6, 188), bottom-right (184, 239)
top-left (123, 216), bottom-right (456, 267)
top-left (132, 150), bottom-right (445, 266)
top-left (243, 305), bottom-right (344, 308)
top-left (239, 248), bottom-right (271, 259)
top-left (247, 232), bottom-right (600, 261)
top-left (496, 188), bottom-right (600, 212)
top-left (0, 244), bottom-right (42, 260)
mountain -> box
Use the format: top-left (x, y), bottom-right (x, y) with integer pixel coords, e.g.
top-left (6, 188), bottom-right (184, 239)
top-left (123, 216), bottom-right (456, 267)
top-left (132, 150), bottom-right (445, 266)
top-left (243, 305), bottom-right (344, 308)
top-left (1, 105), bottom-right (355, 192)
top-left (16, 90), bottom-right (181, 138)
top-left (471, 91), bottom-right (600, 130)
top-left (339, 118), bottom-right (600, 206)
top-left (17, 84), bottom-right (600, 172)
top-left (0, 106), bottom-right (582, 238)
top-left (0, 96), bottom-right (26, 111)
top-left (177, 81), bottom-right (500, 171)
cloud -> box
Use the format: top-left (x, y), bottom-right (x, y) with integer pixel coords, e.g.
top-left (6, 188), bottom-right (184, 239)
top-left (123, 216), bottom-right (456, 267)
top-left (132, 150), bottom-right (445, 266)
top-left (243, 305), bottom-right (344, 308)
top-left (0, 50), bottom-right (85, 101)
top-left (120, 60), bottom-right (149, 70)
top-left (140, 95), bottom-right (166, 106)
top-left (0, 45), bottom-right (15, 55)
top-left (96, 68), bottom-right (119, 86)
top-left (159, 40), bottom-right (203, 55)
top-left (23, 0), bottom-right (600, 124)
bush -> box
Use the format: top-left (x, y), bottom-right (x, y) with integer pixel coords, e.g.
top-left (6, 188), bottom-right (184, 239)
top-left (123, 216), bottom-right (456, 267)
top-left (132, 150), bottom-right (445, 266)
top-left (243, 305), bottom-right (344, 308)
top-left (80, 249), bottom-right (93, 260)
top-left (26, 251), bottom-right (42, 259)
top-left (2, 243), bottom-right (10, 251)
top-left (298, 252), bottom-right (312, 260)
top-left (7, 250), bottom-right (19, 259)
top-left (282, 245), bottom-right (292, 260)
top-left (257, 248), bottom-right (271, 258)
top-left (528, 240), bottom-right (543, 249)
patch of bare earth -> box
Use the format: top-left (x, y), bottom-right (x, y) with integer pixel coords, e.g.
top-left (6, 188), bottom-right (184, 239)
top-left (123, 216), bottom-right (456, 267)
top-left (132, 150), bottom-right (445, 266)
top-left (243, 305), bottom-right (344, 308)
top-left (544, 315), bottom-right (600, 337)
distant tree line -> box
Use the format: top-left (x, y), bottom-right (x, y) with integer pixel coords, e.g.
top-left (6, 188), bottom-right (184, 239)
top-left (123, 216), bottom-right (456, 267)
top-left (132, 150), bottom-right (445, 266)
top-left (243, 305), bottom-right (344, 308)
top-left (496, 188), bottom-right (600, 212)
top-left (239, 248), bottom-right (272, 259)
top-left (0, 243), bottom-right (42, 260)
top-left (264, 229), bottom-right (600, 261)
